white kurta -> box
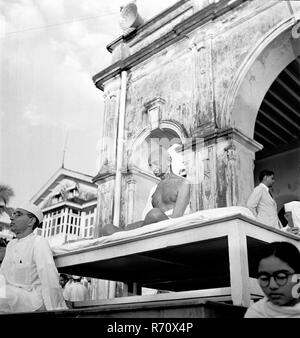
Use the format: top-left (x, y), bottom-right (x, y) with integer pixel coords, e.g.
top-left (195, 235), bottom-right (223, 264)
top-left (244, 297), bottom-right (300, 318)
top-left (0, 233), bottom-right (67, 313)
top-left (63, 282), bottom-right (89, 302)
top-left (246, 183), bottom-right (281, 229)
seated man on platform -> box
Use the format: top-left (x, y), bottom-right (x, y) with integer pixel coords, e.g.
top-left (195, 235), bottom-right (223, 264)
top-left (103, 146), bottom-right (191, 236)
top-left (0, 203), bottom-right (67, 313)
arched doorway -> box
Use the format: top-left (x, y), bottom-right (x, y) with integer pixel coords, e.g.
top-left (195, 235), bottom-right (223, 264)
top-left (228, 20), bottom-right (300, 138)
top-left (129, 122), bottom-right (186, 174)
top-left (254, 56), bottom-right (300, 214)
top-left (223, 19), bottom-right (300, 207)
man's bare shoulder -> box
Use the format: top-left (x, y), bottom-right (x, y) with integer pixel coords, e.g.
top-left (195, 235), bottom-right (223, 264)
top-left (170, 176), bottom-right (190, 192)
top-left (158, 175), bottom-right (189, 188)
top-left (171, 174), bottom-right (189, 183)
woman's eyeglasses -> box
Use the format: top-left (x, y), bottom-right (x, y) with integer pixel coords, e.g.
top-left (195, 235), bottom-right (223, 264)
top-left (257, 271), bottom-right (295, 287)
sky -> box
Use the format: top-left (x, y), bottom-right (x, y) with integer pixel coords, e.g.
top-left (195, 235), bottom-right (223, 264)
top-left (0, 0), bottom-right (177, 213)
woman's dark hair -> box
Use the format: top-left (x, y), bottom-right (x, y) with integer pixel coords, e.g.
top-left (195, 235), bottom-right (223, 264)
top-left (258, 170), bottom-right (274, 182)
top-left (257, 241), bottom-right (300, 273)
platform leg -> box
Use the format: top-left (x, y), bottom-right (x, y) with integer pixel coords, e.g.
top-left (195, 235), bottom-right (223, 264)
top-left (227, 223), bottom-right (251, 307)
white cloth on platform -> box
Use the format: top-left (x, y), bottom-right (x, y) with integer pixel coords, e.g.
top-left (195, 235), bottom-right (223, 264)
top-left (246, 183), bottom-right (281, 229)
top-left (244, 297), bottom-right (300, 318)
top-left (164, 207), bottom-right (190, 217)
top-left (284, 201), bottom-right (300, 228)
top-left (0, 233), bottom-right (67, 313)
top-left (52, 207), bottom-right (256, 255)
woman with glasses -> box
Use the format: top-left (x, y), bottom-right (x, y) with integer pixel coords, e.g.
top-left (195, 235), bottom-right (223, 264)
top-left (245, 241), bottom-right (300, 318)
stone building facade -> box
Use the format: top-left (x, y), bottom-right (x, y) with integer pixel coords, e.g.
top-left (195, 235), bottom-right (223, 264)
top-left (92, 0), bottom-right (300, 234)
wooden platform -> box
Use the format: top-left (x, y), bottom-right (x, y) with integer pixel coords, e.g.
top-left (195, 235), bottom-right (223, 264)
top-left (0, 293), bottom-right (247, 318)
top-left (54, 214), bottom-right (300, 307)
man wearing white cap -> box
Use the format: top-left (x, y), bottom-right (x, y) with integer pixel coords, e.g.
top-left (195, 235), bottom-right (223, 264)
top-left (0, 203), bottom-right (67, 313)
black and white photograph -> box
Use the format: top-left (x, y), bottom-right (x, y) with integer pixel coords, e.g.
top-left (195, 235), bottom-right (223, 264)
top-left (1, 0), bottom-right (300, 325)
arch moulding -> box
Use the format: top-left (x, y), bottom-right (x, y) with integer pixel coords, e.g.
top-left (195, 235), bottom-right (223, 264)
top-left (223, 16), bottom-right (300, 139)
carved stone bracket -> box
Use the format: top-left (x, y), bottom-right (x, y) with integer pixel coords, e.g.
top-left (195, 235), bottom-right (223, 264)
top-left (144, 97), bottom-right (166, 130)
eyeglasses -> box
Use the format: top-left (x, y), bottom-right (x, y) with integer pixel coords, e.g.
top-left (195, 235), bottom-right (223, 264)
top-left (11, 210), bottom-right (33, 219)
top-left (257, 271), bottom-right (295, 287)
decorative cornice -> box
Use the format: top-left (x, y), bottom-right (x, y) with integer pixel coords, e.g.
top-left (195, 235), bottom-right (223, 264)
top-left (93, 0), bottom-right (246, 91)
top-left (92, 172), bottom-right (116, 184)
top-left (123, 165), bottom-right (160, 182)
top-left (42, 200), bottom-right (97, 213)
top-left (144, 96), bottom-right (166, 110)
top-left (178, 127), bottom-right (263, 153)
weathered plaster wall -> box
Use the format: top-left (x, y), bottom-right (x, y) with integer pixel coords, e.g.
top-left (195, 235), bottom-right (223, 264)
top-left (187, 132), bottom-right (259, 210)
top-left (125, 38), bottom-right (195, 138)
top-left (230, 30), bottom-right (300, 138)
top-left (94, 178), bottom-right (115, 237)
top-left (98, 79), bottom-right (120, 169)
top-left (213, 0), bottom-right (292, 133)
top-left (94, 0), bottom-right (300, 231)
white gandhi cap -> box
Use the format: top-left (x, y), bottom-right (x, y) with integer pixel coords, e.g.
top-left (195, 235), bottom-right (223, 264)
top-left (19, 203), bottom-right (44, 224)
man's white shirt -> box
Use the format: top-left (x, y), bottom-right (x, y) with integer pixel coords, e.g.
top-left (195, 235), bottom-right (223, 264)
top-left (0, 232), bottom-right (67, 312)
top-left (246, 183), bottom-right (281, 229)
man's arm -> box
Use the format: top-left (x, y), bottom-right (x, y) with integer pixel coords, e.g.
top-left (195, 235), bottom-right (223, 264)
top-left (246, 186), bottom-right (262, 217)
top-left (171, 180), bottom-right (190, 218)
top-left (34, 237), bottom-right (67, 311)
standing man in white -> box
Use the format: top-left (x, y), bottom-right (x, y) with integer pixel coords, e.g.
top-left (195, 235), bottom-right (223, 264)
top-left (247, 170), bottom-right (282, 229)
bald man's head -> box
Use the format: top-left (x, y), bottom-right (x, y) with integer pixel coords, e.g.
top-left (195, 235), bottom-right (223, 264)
top-left (148, 147), bottom-right (171, 178)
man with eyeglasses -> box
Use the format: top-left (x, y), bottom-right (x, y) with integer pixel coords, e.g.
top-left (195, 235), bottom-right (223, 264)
top-left (0, 203), bottom-right (67, 313)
